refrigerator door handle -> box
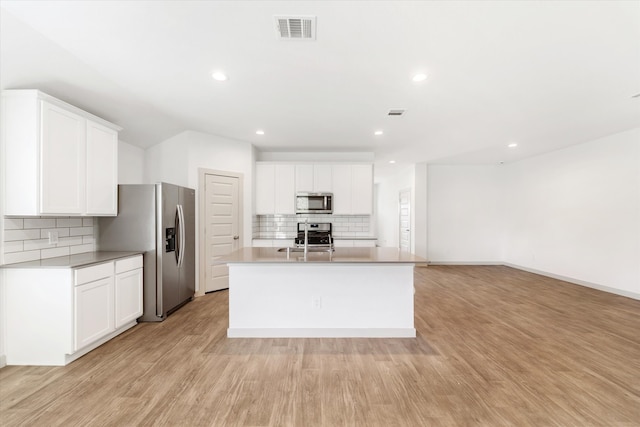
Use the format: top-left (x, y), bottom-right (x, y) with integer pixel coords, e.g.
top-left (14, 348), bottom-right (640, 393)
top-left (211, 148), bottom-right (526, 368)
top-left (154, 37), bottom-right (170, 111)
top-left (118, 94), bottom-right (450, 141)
top-left (174, 206), bottom-right (181, 265)
top-left (177, 204), bottom-right (186, 267)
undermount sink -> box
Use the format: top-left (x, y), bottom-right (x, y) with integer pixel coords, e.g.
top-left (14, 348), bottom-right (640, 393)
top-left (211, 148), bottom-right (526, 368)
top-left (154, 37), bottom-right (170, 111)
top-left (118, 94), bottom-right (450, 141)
top-left (277, 247), bottom-right (334, 253)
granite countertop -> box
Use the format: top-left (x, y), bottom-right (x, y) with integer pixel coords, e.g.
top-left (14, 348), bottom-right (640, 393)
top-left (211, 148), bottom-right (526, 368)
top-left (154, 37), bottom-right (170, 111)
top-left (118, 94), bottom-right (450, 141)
top-left (216, 247), bottom-right (426, 264)
top-left (0, 251), bottom-right (143, 269)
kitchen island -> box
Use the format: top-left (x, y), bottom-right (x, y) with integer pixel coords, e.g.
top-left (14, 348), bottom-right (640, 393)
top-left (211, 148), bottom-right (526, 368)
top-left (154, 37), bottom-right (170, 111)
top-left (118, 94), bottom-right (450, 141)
top-left (216, 247), bottom-right (427, 338)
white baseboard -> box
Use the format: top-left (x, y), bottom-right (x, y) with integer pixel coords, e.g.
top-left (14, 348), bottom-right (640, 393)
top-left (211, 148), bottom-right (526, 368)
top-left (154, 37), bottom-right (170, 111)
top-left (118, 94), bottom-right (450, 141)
top-left (427, 261), bottom-right (503, 265)
top-left (228, 328), bottom-right (416, 338)
top-left (504, 263), bottom-right (640, 301)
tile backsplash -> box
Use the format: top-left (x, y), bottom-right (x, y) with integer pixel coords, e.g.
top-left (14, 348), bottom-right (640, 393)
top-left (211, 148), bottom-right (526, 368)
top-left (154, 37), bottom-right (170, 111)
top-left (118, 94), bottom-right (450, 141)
top-left (253, 214), bottom-right (372, 239)
top-left (3, 216), bottom-right (96, 264)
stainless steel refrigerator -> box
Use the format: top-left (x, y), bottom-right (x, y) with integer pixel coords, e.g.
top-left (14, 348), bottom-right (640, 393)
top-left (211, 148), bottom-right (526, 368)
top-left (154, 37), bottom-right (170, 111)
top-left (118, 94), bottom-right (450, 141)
top-left (97, 183), bottom-right (196, 321)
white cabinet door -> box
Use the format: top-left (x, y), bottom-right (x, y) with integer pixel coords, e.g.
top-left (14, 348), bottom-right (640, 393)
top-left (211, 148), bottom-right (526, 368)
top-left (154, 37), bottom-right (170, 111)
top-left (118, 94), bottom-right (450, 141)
top-left (295, 164), bottom-right (332, 193)
top-left (40, 101), bottom-right (86, 214)
top-left (295, 164), bottom-right (314, 192)
top-left (2, 90), bottom-right (120, 216)
top-left (74, 276), bottom-right (115, 351)
top-left (255, 163), bottom-right (275, 214)
top-left (115, 268), bottom-right (143, 328)
top-left (313, 164), bottom-right (333, 192)
top-left (331, 164), bottom-right (352, 214)
top-left (274, 164), bottom-right (295, 214)
top-left (256, 163), bottom-right (295, 214)
top-left (86, 121), bottom-right (118, 215)
top-left (351, 164), bottom-right (373, 215)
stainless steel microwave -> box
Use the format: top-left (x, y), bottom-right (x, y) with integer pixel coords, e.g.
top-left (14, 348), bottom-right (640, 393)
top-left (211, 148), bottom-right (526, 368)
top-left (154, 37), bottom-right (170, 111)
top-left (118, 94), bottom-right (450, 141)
top-left (296, 192), bottom-right (333, 214)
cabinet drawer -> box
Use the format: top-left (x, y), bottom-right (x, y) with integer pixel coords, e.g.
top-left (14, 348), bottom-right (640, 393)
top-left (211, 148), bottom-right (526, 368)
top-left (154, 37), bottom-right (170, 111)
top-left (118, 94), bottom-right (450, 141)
top-left (75, 261), bottom-right (114, 285)
top-left (115, 255), bottom-right (143, 274)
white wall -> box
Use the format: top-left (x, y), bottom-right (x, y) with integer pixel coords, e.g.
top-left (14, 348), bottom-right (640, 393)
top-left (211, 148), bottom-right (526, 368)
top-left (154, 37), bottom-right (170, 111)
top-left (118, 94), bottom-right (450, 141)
top-left (504, 128), bottom-right (640, 297)
top-left (427, 164), bottom-right (505, 263)
top-left (414, 163), bottom-right (428, 259)
top-left (118, 140), bottom-right (145, 184)
top-left (425, 128), bottom-right (640, 298)
top-left (143, 130), bottom-right (255, 293)
top-left (144, 131), bottom-right (190, 186)
top-left (185, 130), bottom-right (254, 249)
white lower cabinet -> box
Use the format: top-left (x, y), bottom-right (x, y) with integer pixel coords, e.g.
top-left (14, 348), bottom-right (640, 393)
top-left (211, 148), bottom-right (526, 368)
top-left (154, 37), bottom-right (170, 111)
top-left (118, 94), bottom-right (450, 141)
top-left (114, 257), bottom-right (144, 328)
top-left (3, 254), bottom-right (142, 366)
top-left (74, 276), bottom-right (115, 351)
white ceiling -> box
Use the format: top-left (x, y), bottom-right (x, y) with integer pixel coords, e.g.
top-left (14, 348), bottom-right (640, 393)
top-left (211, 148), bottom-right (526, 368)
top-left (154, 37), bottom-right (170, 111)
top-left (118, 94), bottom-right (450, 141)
top-left (1, 1), bottom-right (639, 168)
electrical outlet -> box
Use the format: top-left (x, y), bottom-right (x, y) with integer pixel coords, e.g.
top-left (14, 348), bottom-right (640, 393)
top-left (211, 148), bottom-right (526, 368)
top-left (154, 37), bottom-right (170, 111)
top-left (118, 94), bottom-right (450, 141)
top-left (312, 296), bottom-right (322, 310)
top-left (48, 231), bottom-right (59, 244)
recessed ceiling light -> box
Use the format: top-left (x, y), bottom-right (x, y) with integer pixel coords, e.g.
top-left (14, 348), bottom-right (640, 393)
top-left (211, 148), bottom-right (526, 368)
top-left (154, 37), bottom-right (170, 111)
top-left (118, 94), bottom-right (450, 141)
top-left (256, 130), bottom-right (265, 135)
top-left (412, 73), bottom-right (427, 82)
top-left (211, 71), bottom-right (228, 81)
top-left (389, 160), bottom-right (396, 164)
top-left (374, 130), bottom-right (383, 135)
top-left (508, 143), bottom-right (518, 148)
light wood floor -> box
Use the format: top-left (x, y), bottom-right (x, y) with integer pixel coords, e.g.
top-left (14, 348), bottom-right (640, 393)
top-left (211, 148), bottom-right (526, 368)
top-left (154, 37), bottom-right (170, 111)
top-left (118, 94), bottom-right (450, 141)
top-left (1, 266), bottom-right (639, 426)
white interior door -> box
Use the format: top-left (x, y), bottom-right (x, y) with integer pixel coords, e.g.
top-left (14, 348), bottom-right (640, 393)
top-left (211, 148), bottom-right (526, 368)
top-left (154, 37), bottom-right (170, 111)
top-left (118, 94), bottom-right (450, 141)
top-left (399, 189), bottom-right (411, 253)
top-left (205, 174), bottom-right (240, 292)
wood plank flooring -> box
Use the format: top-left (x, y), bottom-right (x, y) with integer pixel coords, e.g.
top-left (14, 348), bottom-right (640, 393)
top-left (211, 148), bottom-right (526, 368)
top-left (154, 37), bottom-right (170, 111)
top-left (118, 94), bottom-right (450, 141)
top-left (1, 265), bottom-right (639, 426)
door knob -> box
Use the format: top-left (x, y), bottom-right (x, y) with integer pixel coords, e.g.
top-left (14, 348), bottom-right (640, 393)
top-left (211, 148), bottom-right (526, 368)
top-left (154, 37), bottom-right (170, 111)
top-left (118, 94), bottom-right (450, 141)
top-left (233, 235), bottom-right (239, 240)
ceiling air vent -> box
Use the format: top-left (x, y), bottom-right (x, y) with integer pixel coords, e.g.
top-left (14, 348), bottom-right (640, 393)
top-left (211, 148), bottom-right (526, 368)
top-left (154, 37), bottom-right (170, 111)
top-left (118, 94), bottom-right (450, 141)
top-left (388, 109), bottom-right (406, 116)
top-left (275, 16), bottom-right (316, 40)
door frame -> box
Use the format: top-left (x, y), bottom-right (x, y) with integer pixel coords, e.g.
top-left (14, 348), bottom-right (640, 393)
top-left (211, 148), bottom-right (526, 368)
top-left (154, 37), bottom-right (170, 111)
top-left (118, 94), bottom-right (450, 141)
top-left (197, 168), bottom-right (244, 297)
top-left (399, 187), bottom-right (411, 253)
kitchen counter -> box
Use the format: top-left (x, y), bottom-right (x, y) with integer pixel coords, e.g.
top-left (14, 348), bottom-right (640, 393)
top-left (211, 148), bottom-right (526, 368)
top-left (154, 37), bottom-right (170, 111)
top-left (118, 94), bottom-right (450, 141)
top-left (0, 251), bottom-right (143, 269)
top-left (218, 247), bottom-right (424, 264)
top-left (221, 247), bottom-right (424, 339)
top-left (253, 236), bottom-right (377, 240)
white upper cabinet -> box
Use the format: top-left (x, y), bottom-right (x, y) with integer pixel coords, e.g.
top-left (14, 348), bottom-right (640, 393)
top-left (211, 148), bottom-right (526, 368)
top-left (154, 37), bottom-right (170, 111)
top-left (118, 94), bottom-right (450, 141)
top-left (259, 162), bottom-right (373, 216)
top-left (351, 164), bottom-right (373, 214)
top-left (255, 163), bottom-right (295, 215)
top-left (274, 164), bottom-right (295, 214)
top-left (295, 164), bottom-right (333, 193)
top-left (332, 164), bottom-right (373, 215)
top-left (313, 164), bottom-right (333, 192)
top-left (1, 90), bottom-right (121, 216)
top-left (331, 164), bottom-right (352, 215)
top-left (255, 163), bottom-right (275, 214)
top-left (86, 121), bottom-right (118, 215)
top-left (295, 164), bottom-right (314, 192)
top-left (40, 101), bottom-right (86, 214)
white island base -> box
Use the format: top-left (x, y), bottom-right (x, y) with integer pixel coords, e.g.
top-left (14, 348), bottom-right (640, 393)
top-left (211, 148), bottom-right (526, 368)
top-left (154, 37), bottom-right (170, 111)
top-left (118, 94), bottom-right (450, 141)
top-left (227, 263), bottom-right (416, 338)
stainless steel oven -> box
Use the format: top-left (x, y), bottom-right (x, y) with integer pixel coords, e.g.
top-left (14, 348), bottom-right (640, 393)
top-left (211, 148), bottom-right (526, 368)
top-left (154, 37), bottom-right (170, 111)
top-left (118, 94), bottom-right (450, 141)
top-left (295, 192), bottom-right (333, 214)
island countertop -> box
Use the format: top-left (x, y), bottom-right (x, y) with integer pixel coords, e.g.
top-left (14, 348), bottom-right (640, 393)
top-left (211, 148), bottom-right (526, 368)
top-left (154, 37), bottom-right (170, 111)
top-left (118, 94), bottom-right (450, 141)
top-left (216, 247), bottom-right (427, 264)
